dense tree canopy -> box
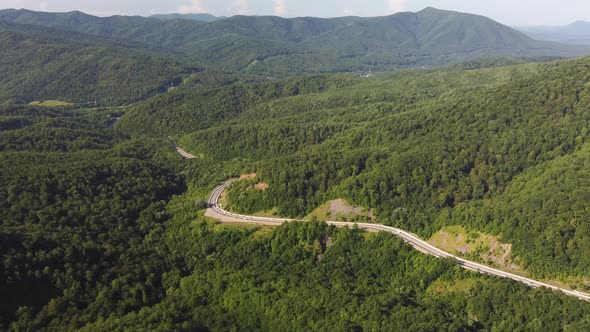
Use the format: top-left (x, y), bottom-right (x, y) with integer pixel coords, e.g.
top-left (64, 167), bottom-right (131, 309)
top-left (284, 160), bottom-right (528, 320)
top-left (3, 41), bottom-right (590, 329)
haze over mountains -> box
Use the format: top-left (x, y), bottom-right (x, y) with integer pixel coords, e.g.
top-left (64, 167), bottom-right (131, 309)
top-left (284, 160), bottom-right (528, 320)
top-left (1, 7), bottom-right (588, 81)
top-left (519, 21), bottom-right (590, 46)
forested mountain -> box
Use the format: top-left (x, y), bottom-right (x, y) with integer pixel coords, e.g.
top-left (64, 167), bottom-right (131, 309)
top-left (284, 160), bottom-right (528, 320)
top-left (519, 21), bottom-right (590, 46)
top-left (0, 21), bottom-right (191, 105)
top-left (1, 8), bottom-right (588, 75)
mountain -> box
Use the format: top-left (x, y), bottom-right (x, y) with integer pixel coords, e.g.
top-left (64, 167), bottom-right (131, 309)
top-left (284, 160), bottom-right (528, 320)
top-left (519, 21), bottom-right (590, 45)
top-left (5, 6), bottom-right (590, 331)
top-left (0, 21), bottom-right (190, 104)
top-left (0, 9), bottom-right (189, 45)
top-left (150, 13), bottom-right (224, 22)
top-left (1, 8), bottom-right (588, 75)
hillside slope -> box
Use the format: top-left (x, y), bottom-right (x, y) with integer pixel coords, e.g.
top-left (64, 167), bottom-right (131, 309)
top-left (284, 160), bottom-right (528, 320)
top-left (0, 21), bottom-right (190, 104)
top-left (118, 56), bottom-right (590, 284)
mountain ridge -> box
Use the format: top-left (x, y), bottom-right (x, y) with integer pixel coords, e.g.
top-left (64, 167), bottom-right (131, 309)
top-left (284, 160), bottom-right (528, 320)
top-left (519, 20), bottom-right (590, 45)
top-left (1, 7), bottom-right (589, 74)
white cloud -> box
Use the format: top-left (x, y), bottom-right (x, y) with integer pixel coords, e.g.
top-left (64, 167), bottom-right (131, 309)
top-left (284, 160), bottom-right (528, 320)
top-left (388, 0), bottom-right (409, 13)
top-left (342, 8), bottom-right (354, 16)
top-left (236, 0), bottom-right (249, 15)
top-left (178, 0), bottom-right (207, 14)
top-left (273, 0), bottom-right (287, 16)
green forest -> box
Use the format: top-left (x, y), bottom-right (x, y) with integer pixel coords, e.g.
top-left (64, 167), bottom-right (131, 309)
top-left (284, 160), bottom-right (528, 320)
top-left (2, 56), bottom-right (590, 330)
top-left (4, 7), bottom-right (590, 331)
top-left (207, 58), bottom-right (590, 281)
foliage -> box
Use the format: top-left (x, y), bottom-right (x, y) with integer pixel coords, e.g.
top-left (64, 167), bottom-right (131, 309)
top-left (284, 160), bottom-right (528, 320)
top-left (117, 74), bottom-right (358, 135)
top-left (0, 105), bottom-right (126, 152)
top-left (446, 142), bottom-right (590, 277)
top-left (0, 106), bottom-right (185, 329)
top-left (77, 221), bottom-right (590, 331)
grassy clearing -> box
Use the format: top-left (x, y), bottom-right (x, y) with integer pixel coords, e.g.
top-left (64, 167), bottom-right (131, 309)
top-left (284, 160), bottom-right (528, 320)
top-left (428, 225), bottom-right (523, 273)
top-left (542, 276), bottom-right (590, 292)
top-left (239, 173), bottom-right (257, 180)
top-left (28, 100), bottom-right (74, 107)
top-left (251, 208), bottom-right (280, 218)
top-left (213, 222), bottom-right (274, 239)
top-left (253, 182), bottom-right (269, 191)
top-left (429, 226), bottom-right (590, 291)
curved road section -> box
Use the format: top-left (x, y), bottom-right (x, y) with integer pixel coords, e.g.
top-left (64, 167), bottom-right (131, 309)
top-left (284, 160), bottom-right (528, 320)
top-left (176, 146), bottom-right (197, 159)
top-left (205, 180), bottom-right (590, 302)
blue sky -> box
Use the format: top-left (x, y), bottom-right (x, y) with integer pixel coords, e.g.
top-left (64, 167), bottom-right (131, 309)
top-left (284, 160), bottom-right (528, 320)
top-left (2, 0), bottom-right (590, 26)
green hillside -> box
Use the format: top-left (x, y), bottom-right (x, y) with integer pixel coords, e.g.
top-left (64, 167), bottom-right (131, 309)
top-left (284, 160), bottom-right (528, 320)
top-left (117, 74), bottom-right (358, 135)
top-left (0, 22), bottom-right (192, 105)
top-left (115, 56), bottom-right (590, 286)
top-left (449, 142), bottom-right (590, 276)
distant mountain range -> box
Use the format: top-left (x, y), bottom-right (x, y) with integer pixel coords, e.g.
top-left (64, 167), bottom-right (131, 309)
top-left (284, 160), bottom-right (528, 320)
top-left (0, 7), bottom-right (589, 77)
top-left (518, 21), bottom-right (590, 46)
top-left (150, 13), bottom-right (224, 22)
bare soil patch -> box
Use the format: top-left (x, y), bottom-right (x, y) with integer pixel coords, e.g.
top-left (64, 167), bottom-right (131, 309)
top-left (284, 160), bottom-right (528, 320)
top-left (329, 199), bottom-right (369, 217)
top-left (307, 198), bottom-right (374, 222)
top-left (429, 226), bottom-right (522, 271)
top-left (240, 173), bottom-right (257, 180)
top-left (253, 182), bottom-right (269, 191)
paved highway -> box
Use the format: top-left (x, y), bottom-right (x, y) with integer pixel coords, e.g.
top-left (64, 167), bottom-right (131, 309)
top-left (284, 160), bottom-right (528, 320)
top-left (206, 179), bottom-right (590, 302)
top-left (176, 146), bottom-right (197, 159)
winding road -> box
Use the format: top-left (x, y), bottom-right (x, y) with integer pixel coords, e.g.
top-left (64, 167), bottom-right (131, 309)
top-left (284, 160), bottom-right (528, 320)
top-left (205, 179), bottom-right (590, 302)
